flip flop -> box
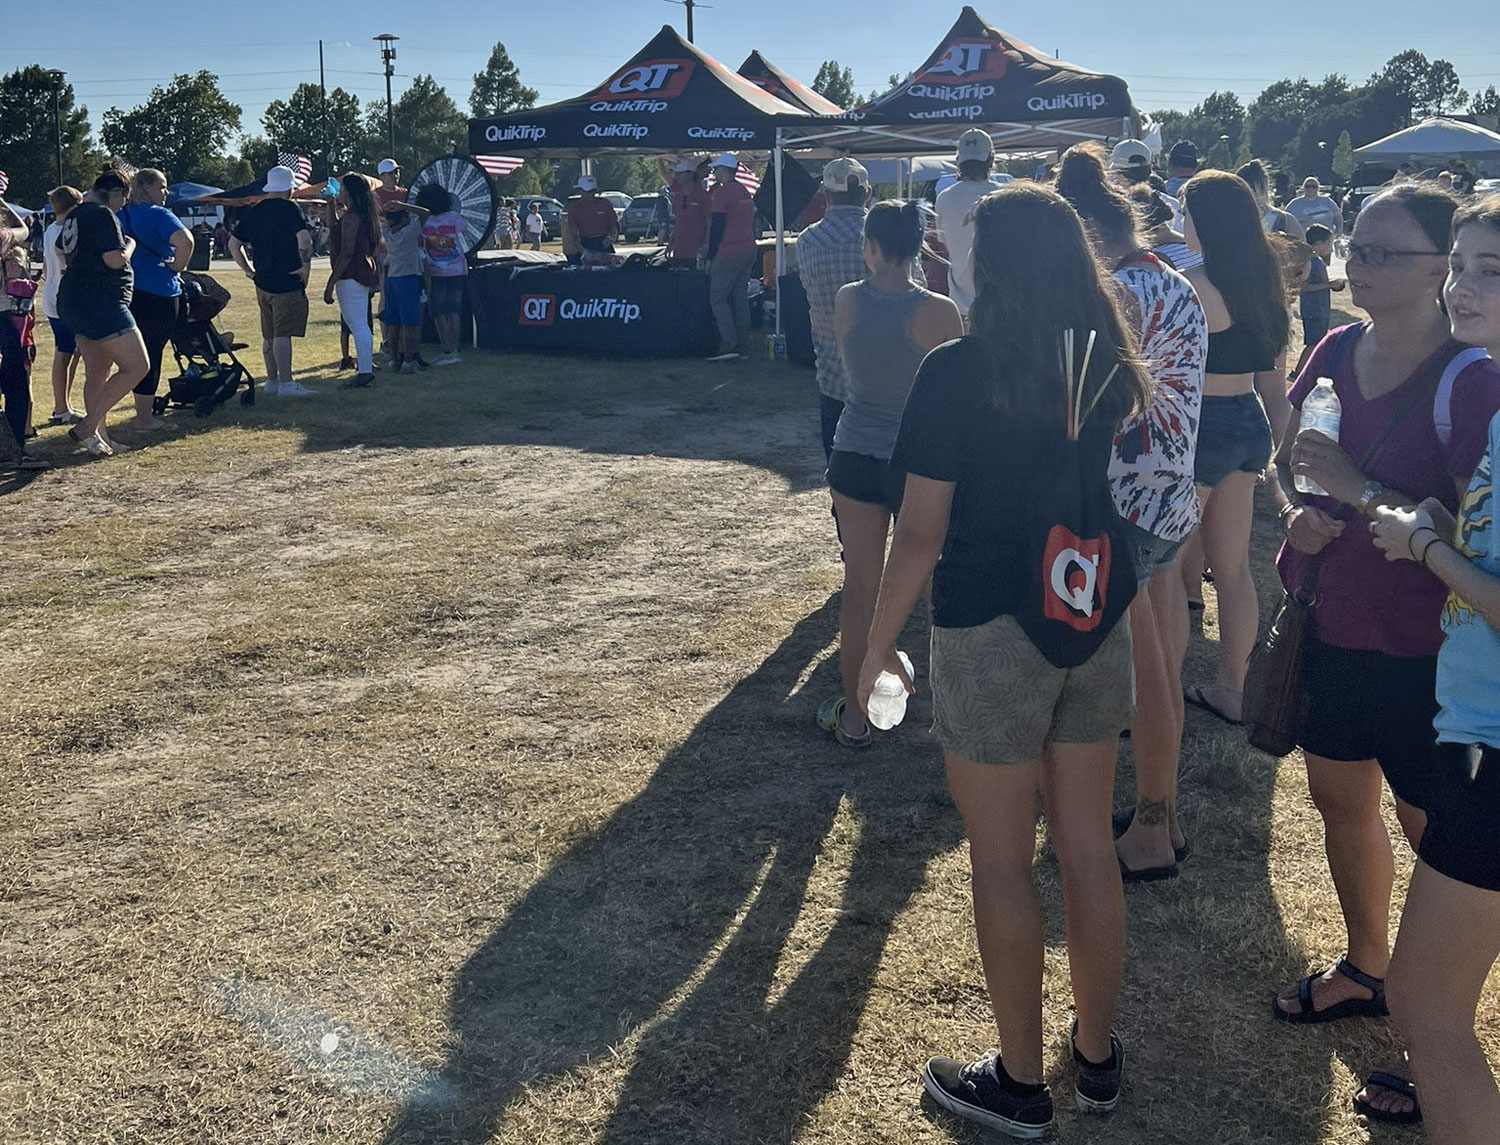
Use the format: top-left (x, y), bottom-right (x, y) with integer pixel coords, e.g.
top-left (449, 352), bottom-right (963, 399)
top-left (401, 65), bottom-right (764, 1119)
top-left (1184, 685), bottom-right (1243, 727)
top-left (1354, 1072), bottom-right (1421, 1124)
top-left (1112, 808), bottom-right (1189, 862)
top-left (1118, 855), bottom-right (1178, 883)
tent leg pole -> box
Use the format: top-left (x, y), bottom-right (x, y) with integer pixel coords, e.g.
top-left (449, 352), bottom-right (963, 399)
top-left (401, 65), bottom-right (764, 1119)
top-left (774, 130), bottom-right (785, 339)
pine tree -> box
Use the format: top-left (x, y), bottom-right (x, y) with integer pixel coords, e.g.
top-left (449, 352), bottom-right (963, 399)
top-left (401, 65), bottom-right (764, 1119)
top-left (470, 43), bottom-right (538, 118)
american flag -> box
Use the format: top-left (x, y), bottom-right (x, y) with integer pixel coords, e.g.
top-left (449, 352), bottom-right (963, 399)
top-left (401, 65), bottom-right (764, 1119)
top-left (735, 163), bottom-right (761, 194)
top-left (475, 155), bottom-right (525, 177)
top-left (277, 152), bottom-right (313, 187)
top-left (0, 170), bottom-right (8, 195)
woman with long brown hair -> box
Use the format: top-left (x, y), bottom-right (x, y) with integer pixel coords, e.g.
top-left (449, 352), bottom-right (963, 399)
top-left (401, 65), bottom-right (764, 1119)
top-left (859, 183), bottom-right (1149, 1137)
top-left (1176, 171), bottom-right (1290, 725)
top-left (324, 172), bottom-right (380, 389)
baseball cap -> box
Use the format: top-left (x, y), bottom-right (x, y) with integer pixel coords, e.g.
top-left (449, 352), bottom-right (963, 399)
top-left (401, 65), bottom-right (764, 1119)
top-left (821, 157), bottom-right (869, 192)
top-left (710, 153), bottom-right (740, 169)
top-left (672, 157), bottom-right (700, 173)
top-left (263, 165), bottom-right (296, 193)
top-left (377, 158), bottom-right (400, 175)
top-left (955, 129), bottom-right (994, 164)
top-left (1108, 139), bottom-right (1152, 170)
top-left (576, 175), bottom-right (598, 192)
top-left (1167, 139), bottom-right (1198, 167)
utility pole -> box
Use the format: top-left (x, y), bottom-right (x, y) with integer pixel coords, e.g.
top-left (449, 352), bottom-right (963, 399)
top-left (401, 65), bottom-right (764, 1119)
top-left (375, 34), bottom-right (400, 159)
top-left (319, 40), bottom-right (329, 179)
top-left (662, 0), bottom-right (711, 42)
top-left (44, 69), bottom-right (65, 186)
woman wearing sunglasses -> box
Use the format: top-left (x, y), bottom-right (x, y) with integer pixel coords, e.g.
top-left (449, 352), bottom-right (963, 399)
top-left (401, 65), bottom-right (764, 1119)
top-left (1270, 183), bottom-right (1500, 1125)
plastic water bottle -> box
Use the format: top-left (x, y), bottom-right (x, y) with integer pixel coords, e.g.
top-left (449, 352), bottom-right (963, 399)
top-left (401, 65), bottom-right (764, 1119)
top-left (1295, 379), bottom-right (1341, 496)
top-left (867, 651), bottom-right (914, 731)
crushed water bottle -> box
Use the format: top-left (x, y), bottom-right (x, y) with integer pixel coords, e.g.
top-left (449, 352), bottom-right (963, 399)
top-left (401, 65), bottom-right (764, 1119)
top-left (866, 651), bottom-right (914, 731)
top-left (1295, 378), bottom-right (1341, 496)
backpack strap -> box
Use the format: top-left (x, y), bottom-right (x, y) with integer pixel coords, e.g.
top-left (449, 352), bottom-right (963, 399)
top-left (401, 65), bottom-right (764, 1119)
top-left (1434, 346), bottom-right (1492, 447)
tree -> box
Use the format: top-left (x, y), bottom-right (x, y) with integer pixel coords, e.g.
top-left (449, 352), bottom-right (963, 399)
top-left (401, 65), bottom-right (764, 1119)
top-left (1372, 50), bottom-right (1430, 126)
top-left (811, 61), bottom-right (856, 110)
top-left (1331, 130), bottom-right (1355, 182)
top-left (364, 75), bottom-right (466, 167)
top-left (1204, 136), bottom-right (1233, 170)
top-left (865, 73), bottom-right (903, 104)
top-left (102, 71), bottom-right (241, 183)
top-left (470, 42), bottom-right (537, 118)
top-left (1422, 59), bottom-right (1467, 116)
top-left (0, 65), bottom-right (96, 204)
top-left (1199, 91), bottom-right (1246, 154)
top-left (263, 83), bottom-right (365, 180)
top-left (1474, 86), bottom-right (1500, 119)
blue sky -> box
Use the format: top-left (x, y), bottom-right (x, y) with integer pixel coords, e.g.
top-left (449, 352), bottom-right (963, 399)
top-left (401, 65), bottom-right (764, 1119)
top-left (5, 0), bottom-right (1498, 145)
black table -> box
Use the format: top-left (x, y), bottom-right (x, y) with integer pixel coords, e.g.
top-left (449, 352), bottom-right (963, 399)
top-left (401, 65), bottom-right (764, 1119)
top-left (469, 264), bottom-right (718, 357)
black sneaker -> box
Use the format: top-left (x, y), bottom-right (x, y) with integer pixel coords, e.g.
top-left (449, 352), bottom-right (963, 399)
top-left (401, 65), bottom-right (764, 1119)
top-left (1070, 1019), bottom-right (1124, 1114)
top-left (923, 1051), bottom-right (1053, 1139)
top-left (412, 356), bottom-right (430, 372)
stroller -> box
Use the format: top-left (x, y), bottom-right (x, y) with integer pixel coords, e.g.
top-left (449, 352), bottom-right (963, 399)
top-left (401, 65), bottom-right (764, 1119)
top-left (154, 271), bottom-right (256, 417)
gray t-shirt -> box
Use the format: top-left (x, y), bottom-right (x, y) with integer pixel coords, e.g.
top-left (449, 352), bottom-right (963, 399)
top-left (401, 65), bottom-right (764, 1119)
top-left (382, 218), bottom-right (422, 277)
top-left (833, 282), bottom-right (938, 460)
top-left (1285, 194), bottom-right (1342, 233)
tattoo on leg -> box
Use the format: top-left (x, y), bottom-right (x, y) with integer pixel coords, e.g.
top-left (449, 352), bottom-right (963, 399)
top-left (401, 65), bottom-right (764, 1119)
top-left (1136, 798), bottom-right (1168, 826)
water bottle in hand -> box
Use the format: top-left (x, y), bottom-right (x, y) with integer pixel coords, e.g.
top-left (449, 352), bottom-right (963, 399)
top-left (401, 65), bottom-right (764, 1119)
top-left (867, 651), bottom-right (914, 731)
top-left (1295, 378), bottom-right (1341, 496)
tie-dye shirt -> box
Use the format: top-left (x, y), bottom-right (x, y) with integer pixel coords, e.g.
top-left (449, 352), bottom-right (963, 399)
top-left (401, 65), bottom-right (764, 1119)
top-left (1436, 407), bottom-right (1500, 747)
top-left (1108, 257), bottom-right (1208, 543)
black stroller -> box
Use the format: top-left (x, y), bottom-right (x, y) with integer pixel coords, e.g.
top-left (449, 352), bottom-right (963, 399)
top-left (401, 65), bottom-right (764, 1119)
top-left (154, 271), bottom-right (256, 417)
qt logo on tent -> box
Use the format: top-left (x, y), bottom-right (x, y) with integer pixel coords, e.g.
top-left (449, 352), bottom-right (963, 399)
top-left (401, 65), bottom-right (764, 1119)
top-left (917, 40), bottom-right (1007, 83)
top-left (1043, 525), bottom-right (1111, 632)
top-left (596, 60), bottom-right (695, 99)
top-left (519, 295), bottom-right (556, 326)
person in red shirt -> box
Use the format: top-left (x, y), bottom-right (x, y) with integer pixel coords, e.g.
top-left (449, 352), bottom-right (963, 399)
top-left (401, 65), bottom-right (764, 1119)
top-left (704, 153), bottom-right (758, 361)
top-left (664, 156), bottom-right (710, 268)
top-left (565, 176), bottom-right (619, 267)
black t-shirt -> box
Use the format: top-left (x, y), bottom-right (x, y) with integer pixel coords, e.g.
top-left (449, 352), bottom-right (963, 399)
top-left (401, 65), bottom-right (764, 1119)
top-left (57, 201), bottom-right (132, 309)
top-left (891, 336), bottom-right (1119, 629)
top-left (232, 198), bottom-right (310, 294)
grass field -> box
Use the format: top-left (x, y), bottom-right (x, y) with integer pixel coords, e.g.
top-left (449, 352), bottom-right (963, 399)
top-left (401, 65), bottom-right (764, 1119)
top-left (1, 276), bottom-right (1488, 1144)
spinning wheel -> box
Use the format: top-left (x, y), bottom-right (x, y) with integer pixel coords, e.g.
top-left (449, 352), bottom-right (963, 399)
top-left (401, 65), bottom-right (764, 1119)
top-left (406, 155), bottom-right (498, 254)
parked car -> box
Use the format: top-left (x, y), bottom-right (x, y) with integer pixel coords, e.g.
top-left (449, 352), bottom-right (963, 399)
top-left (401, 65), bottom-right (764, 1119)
top-left (620, 193), bottom-right (672, 242)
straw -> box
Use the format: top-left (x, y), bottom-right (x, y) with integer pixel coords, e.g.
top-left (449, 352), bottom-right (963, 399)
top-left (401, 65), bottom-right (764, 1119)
top-left (1079, 362), bottom-right (1122, 427)
top-left (1063, 329), bottom-right (1076, 439)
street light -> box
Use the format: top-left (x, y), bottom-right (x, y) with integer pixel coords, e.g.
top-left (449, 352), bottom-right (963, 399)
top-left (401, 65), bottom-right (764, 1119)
top-left (374, 34), bottom-right (399, 159)
top-left (43, 69), bottom-right (64, 186)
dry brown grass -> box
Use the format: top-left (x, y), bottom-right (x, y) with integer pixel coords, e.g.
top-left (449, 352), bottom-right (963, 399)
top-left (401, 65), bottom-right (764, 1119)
top-left (2, 284), bottom-right (1492, 1143)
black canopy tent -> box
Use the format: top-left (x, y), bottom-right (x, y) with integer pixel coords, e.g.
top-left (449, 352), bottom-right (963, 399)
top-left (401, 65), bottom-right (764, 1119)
top-left (736, 51), bottom-right (845, 115)
top-left (467, 25), bottom-right (811, 158)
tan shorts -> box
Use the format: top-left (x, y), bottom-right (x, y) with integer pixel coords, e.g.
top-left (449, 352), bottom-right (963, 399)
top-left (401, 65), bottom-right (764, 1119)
top-left (929, 613), bottom-right (1135, 765)
top-left (256, 287), bottom-right (309, 340)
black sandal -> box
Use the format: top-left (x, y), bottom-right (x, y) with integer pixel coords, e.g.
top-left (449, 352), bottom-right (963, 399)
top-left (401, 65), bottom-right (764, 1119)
top-left (1354, 1071), bottom-right (1422, 1124)
top-left (1272, 955), bottom-right (1389, 1024)
top-left (1112, 807), bottom-right (1189, 863)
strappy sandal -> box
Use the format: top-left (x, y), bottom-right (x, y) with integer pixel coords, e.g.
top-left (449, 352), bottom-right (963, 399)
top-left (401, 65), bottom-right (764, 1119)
top-left (1112, 807), bottom-right (1189, 863)
top-left (1272, 955), bottom-right (1389, 1024)
top-left (1354, 1071), bottom-right (1422, 1124)
top-left (816, 696), bottom-right (872, 749)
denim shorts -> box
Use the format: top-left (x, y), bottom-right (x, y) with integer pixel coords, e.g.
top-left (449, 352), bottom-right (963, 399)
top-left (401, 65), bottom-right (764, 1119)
top-left (383, 275), bottom-right (422, 327)
top-left (57, 297), bottom-right (135, 343)
top-left (48, 316), bottom-right (77, 355)
top-left (1120, 519), bottom-right (1185, 584)
top-left (1194, 392), bottom-right (1272, 487)
top-left (427, 275), bottom-right (465, 317)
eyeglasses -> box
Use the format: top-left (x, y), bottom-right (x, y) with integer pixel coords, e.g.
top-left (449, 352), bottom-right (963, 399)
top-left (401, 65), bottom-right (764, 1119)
top-left (1346, 242), bottom-right (1445, 268)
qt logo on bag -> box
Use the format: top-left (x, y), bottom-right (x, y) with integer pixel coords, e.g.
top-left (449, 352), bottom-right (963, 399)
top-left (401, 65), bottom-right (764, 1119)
top-left (519, 294), bottom-right (556, 326)
top-left (1043, 525), bottom-right (1111, 631)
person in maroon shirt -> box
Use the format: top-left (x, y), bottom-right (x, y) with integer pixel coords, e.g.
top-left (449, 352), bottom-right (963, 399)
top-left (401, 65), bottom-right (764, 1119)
top-left (1270, 182), bottom-right (1500, 1124)
top-left (565, 176), bottom-right (618, 267)
top-left (704, 153), bottom-right (758, 361)
top-left (664, 157), bottom-right (710, 268)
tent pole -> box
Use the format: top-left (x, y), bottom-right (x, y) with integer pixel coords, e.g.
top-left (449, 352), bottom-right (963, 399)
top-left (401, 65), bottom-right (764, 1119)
top-left (774, 128), bottom-right (785, 339)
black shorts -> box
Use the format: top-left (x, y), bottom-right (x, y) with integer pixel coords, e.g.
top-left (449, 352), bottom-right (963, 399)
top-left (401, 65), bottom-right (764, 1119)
top-left (1418, 742), bottom-right (1500, 892)
top-left (1298, 637), bottom-right (1439, 808)
top-left (826, 449), bottom-right (904, 514)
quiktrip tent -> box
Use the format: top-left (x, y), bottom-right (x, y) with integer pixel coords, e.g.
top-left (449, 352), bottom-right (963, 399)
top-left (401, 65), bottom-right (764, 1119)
top-left (1354, 116), bottom-right (1500, 162)
top-left (467, 26), bottom-right (810, 158)
top-left (736, 52), bottom-right (845, 115)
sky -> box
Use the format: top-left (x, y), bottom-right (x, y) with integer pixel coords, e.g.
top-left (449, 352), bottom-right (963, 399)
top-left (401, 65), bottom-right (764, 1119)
top-left (4, 0), bottom-right (1499, 148)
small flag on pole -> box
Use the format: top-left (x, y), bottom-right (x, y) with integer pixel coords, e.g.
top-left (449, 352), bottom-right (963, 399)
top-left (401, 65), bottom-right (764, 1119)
top-left (277, 152), bottom-right (313, 187)
top-left (475, 155), bottom-right (525, 177)
top-left (735, 163), bottom-right (761, 194)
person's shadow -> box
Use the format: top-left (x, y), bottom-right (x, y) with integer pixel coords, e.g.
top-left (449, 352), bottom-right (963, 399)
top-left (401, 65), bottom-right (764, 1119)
top-left (381, 597), bottom-right (962, 1144)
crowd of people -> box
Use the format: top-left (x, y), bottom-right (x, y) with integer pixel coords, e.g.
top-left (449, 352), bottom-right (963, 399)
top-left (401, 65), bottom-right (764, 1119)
top-left (800, 129), bottom-right (1500, 1143)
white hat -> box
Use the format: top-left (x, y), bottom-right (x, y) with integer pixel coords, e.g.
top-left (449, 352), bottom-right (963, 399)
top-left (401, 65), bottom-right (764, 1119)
top-left (377, 158), bottom-right (400, 175)
top-left (821, 157), bottom-right (869, 192)
top-left (955, 129), bottom-right (993, 164)
top-left (263, 165), bottom-right (296, 194)
top-left (672, 157), bottom-right (700, 173)
top-left (710, 153), bottom-right (740, 169)
top-left (1107, 139), bottom-right (1152, 170)
top-left (576, 174), bottom-right (598, 192)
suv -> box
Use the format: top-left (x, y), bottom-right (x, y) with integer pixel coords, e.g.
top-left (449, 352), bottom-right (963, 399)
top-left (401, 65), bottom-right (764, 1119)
top-left (620, 193), bottom-right (672, 242)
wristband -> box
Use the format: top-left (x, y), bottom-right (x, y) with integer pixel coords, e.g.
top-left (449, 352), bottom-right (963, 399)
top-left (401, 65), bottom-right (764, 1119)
top-left (1279, 502), bottom-right (1301, 532)
top-left (1407, 526), bottom-right (1438, 561)
top-left (1417, 534), bottom-right (1444, 566)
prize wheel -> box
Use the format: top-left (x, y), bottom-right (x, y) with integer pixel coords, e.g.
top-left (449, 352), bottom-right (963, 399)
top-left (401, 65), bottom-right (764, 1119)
top-left (407, 155), bottom-right (497, 254)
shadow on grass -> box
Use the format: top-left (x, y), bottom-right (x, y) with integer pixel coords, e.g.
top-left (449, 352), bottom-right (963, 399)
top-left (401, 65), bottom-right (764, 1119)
top-left (380, 596), bottom-right (964, 1145)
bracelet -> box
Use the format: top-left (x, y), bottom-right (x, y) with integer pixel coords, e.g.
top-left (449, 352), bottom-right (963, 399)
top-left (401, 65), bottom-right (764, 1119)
top-left (1407, 526), bottom-right (1438, 561)
top-left (1417, 534), bottom-right (1444, 566)
top-left (1278, 501), bottom-right (1301, 521)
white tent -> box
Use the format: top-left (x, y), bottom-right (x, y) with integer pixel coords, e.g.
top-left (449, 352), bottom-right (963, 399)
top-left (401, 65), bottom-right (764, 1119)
top-left (1354, 116), bottom-right (1500, 162)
